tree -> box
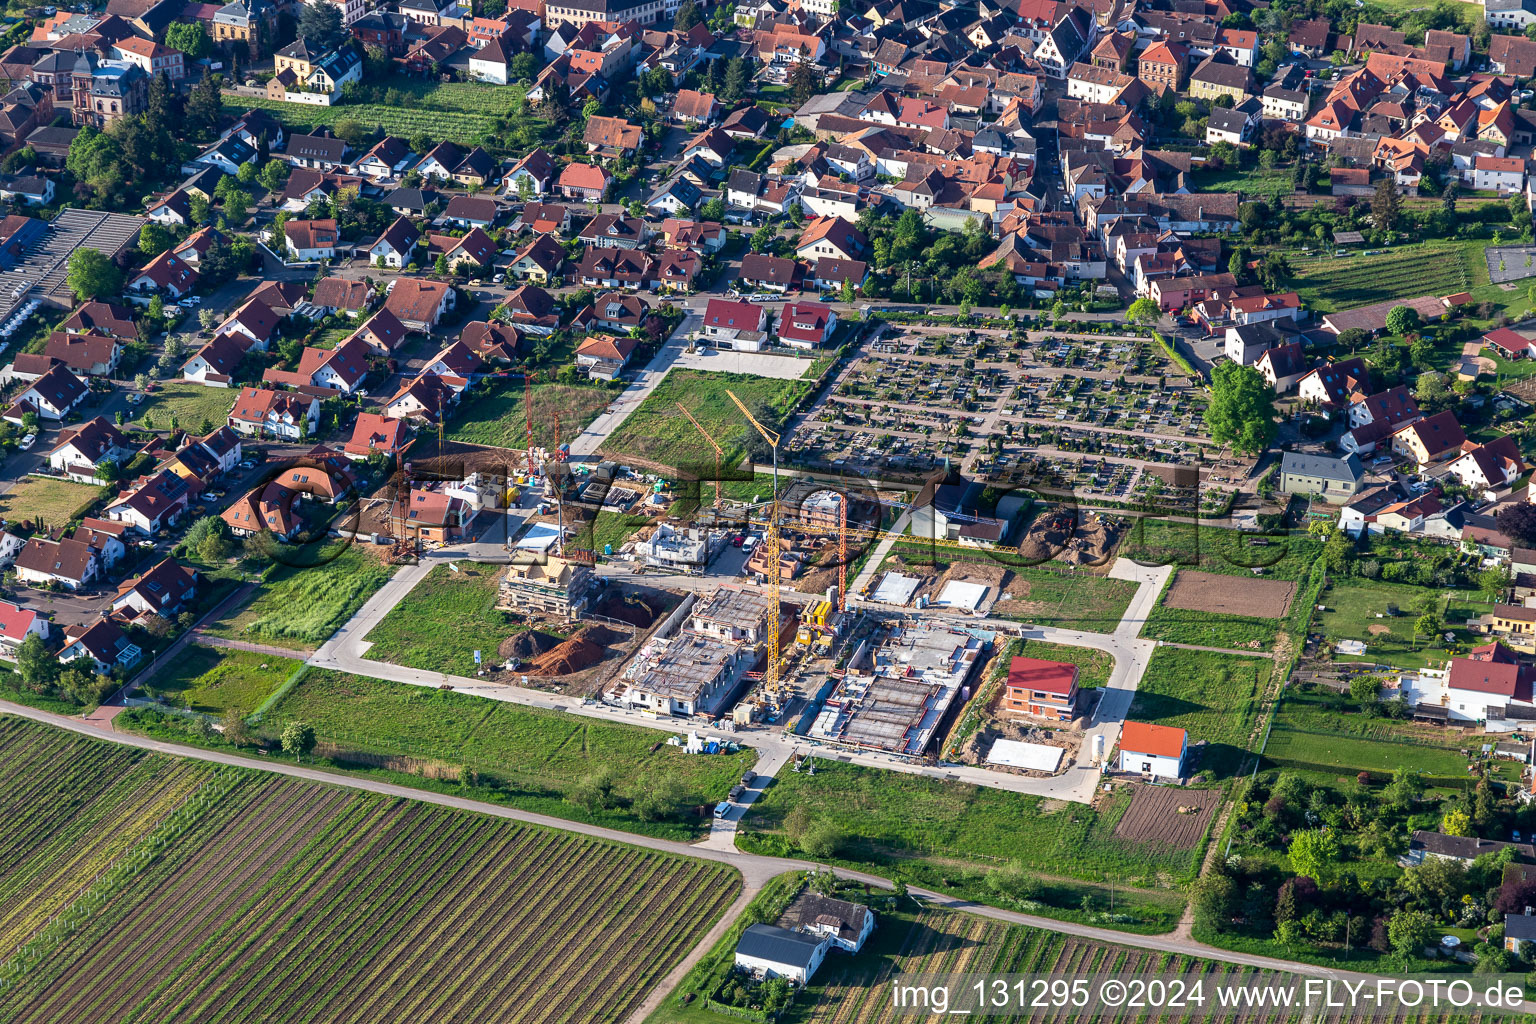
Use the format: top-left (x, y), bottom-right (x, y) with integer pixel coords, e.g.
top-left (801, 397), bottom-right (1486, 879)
top-left (1191, 871), bottom-right (1239, 931)
top-left (165, 21), bottom-right (209, 60)
top-left (145, 71), bottom-right (182, 135)
top-left (1126, 296), bottom-right (1160, 325)
top-left (16, 634), bottom-right (58, 691)
top-left (1384, 304), bottom-right (1419, 336)
top-left (298, 0), bottom-right (345, 49)
top-left (220, 188), bottom-right (251, 226)
top-left (281, 721), bottom-right (316, 762)
top-left (673, 0), bottom-right (700, 30)
top-left (185, 74), bottom-right (223, 138)
top-left (66, 249), bottom-right (122, 302)
top-left (788, 60), bottom-right (822, 106)
top-left (1442, 808), bottom-right (1473, 837)
top-left (1498, 503), bottom-right (1536, 547)
top-left (721, 57), bottom-right (749, 105)
top-left (1478, 566), bottom-right (1510, 603)
top-left (1206, 361), bottom-right (1277, 455)
top-left (1288, 828), bottom-right (1341, 881)
top-left (1387, 909), bottom-right (1434, 956)
top-left (1349, 674), bottom-right (1379, 707)
top-left (221, 708), bottom-right (252, 747)
top-left (1372, 177), bottom-right (1401, 232)
top-left (259, 159), bottom-right (288, 191)
top-left (1336, 327), bottom-right (1369, 354)
top-left (699, 197), bottom-right (725, 222)
top-left (1414, 613), bottom-right (1442, 648)
top-left (198, 519), bottom-right (233, 562)
top-left (1323, 528), bottom-right (1354, 574)
top-left (139, 223), bottom-right (172, 257)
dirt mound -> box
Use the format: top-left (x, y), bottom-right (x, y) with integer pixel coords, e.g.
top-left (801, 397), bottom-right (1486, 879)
top-left (529, 632), bottom-right (605, 676)
top-left (498, 629), bottom-right (563, 661)
top-left (594, 593), bottom-right (658, 628)
top-left (1016, 509), bottom-right (1118, 566)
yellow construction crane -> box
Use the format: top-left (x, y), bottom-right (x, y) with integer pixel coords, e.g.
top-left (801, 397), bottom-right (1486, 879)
top-left (675, 401), bottom-right (724, 513)
top-left (725, 388), bottom-right (783, 704)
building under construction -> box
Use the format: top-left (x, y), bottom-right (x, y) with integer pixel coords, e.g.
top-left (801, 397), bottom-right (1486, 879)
top-left (809, 622), bottom-right (992, 757)
top-left (617, 631), bottom-right (754, 717)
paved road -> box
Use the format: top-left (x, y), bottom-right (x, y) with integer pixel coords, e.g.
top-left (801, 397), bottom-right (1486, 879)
top-left (3, 696), bottom-right (1504, 1017)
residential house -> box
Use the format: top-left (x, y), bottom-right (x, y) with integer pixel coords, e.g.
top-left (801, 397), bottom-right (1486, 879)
top-left (1117, 721), bottom-right (1187, 780)
top-left (227, 386), bottom-right (320, 439)
top-left (1278, 450), bottom-right (1365, 500)
top-left (1000, 655), bottom-right (1079, 721)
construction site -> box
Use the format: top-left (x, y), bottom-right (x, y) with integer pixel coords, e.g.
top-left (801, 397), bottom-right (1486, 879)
top-left (808, 621), bottom-right (994, 757)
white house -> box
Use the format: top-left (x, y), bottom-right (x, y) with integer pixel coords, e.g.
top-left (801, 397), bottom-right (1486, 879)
top-left (779, 894), bottom-right (876, 953)
top-left (1447, 436), bottom-right (1526, 494)
top-left (227, 387), bottom-right (320, 440)
top-left (0, 600), bottom-right (46, 655)
top-left (1117, 720), bottom-right (1187, 780)
top-left (734, 924), bottom-right (830, 985)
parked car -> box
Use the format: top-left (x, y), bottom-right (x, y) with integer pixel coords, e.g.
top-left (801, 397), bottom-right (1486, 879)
top-left (18, 433), bottom-right (34, 450)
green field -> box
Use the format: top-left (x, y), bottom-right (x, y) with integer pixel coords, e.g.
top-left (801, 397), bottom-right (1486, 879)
top-left (571, 509), bottom-right (652, 554)
top-left (125, 668), bottom-right (754, 840)
top-left (142, 644), bottom-right (301, 716)
top-left (1126, 647), bottom-right (1271, 778)
top-left (0, 715), bottom-right (741, 1024)
top-left (362, 563), bottom-right (526, 674)
top-left (1119, 520), bottom-right (1322, 581)
top-left (223, 96), bottom-right (502, 148)
top-left (1316, 578), bottom-right (1494, 670)
top-left (1262, 688), bottom-right (1478, 780)
top-left (1289, 243), bottom-right (1472, 315)
top-left (1194, 165), bottom-right (1299, 201)
top-left (447, 380), bottom-right (614, 450)
top-left (0, 475), bottom-right (101, 528)
top-left (134, 382), bottom-right (238, 434)
top-left (738, 759), bottom-right (1195, 929)
top-left (600, 369), bottom-right (814, 473)
top-left (199, 545), bottom-right (395, 651)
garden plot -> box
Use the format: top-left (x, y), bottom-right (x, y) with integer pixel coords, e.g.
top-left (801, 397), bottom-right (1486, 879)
top-left (1161, 569), bottom-right (1297, 619)
top-left (1111, 784), bottom-right (1220, 849)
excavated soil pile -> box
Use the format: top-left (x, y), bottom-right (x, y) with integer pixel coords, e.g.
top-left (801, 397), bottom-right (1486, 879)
top-left (529, 628), bottom-right (611, 676)
top-left (1016, 511), bottom-right (1119, 566)
top-left (498, 630), bottom-right (563, 662)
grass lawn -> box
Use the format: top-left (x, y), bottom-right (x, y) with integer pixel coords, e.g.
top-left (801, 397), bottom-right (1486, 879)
top-left (0, 475), bottom-right (101, 527)
top-left (1317, 578), bottom-right (1493, 671)
top-left (199, 544), bottom-right (395, 651)
top-left (1119, 519), bottom-right (1322, 581)
top-left (1263, 688), bottom-right (1478, 781)
top-left (446, 379), bottom-right (614, 450)
top-left (1127, 647), bottom-right (1271, 778)
top-left (241, 668), bottom-right (752, 839)
top-left (142, 643), bottom-right (302, 716)
top-left (1193, 165), bottom-right (1299, 201)
top-left (134, 382), bottom-right (237, 434)
top-left (601, 369), bottom-right (813, 472)
top-left (363, 562), bottom-right (529, 673)
top-left (222, 96), bottom-right (502, 148)
top-left (738, 762), bottom-right (1193, 929)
